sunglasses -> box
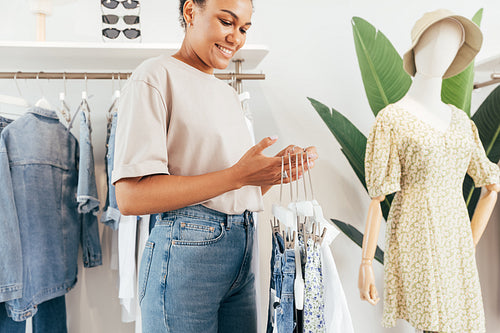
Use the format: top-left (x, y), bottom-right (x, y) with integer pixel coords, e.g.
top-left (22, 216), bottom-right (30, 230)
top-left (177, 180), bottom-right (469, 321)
top-left (101, 0), bottom-right (140, 9)
top-left (102, 14), bottom-right (140, 25)
top-left (102, 28), bottom-right (141, 39)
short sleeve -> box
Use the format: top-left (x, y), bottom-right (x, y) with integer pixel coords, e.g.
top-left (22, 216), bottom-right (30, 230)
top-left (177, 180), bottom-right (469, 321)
top-left (365, 111), bottom-right (401, 198)
top-left (111, 79), bottom-right (170, 184)
top-left (467, 120), bottom-right (500, 187)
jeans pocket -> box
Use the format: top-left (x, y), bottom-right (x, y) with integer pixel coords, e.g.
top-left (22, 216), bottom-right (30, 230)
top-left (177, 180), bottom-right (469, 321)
top-left (174, 220), bottom-right (226, 246)
top-left (138, 241), bottom-right (155, 305)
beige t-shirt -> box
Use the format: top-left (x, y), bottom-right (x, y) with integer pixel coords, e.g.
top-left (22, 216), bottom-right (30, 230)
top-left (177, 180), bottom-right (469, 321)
top-left (111, 55), bottom-right (264, 214)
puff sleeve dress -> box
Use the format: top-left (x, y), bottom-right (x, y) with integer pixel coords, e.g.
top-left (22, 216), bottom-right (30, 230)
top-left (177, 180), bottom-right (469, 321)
top-left (365, 103), bottom-right (500, 333)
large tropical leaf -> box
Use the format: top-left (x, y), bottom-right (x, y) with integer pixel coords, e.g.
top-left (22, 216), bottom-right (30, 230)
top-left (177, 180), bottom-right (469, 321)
top-left (331, 219), bottom-right (384, 264)
top-left (441, 9), bottom-right (483, 116)
top-left (463, 85), bottom-right (500, 216)
top-left (308, 97), bottom-right (395, 220)
top-left (352, 16), bottom-right (412, 116)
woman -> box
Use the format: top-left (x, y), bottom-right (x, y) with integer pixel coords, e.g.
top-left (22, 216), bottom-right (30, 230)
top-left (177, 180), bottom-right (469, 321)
top-left (112, 0), bottom-right (318, 331)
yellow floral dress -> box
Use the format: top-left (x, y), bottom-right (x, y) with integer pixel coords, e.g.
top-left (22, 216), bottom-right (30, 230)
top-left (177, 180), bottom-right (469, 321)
top-left (365, 103), bottom-right (500, 333)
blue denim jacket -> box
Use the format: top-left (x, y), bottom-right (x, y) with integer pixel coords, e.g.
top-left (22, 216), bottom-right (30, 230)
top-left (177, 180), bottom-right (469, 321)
top-left (101, 112), bottom-right (121, 229)
top-left (0, 107), bottom-right (102, 321)
top-left (0, 115), bottom-right (23, 303)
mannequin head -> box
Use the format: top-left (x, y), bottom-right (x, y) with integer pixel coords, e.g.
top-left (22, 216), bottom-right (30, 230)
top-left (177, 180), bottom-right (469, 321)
top-left (414, 18), bottom-right (464, 78)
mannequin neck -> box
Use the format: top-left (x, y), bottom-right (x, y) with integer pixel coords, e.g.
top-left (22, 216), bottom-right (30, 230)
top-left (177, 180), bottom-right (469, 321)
top-left (406, 72), bottom-right (443, 106)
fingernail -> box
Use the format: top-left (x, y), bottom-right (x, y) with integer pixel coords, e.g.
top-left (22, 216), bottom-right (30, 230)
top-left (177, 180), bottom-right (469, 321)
top-left (269, 135), bottom-right (278, 140)
top-left (309, 153), bottom-right (317, 158)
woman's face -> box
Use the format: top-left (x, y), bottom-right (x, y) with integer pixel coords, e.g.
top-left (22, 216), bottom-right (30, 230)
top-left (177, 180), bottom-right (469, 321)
top-left (187, 0), bottom-right (253, 72)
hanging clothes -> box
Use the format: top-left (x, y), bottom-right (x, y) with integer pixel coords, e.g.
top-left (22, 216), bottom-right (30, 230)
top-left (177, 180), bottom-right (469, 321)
top-left (0, 114), bottom-right (22, 304)
top-left (303, 238), bottom-right (325, 333)
top-left (0, 107), bottom-right (102, 321)
top-left (0, 295), bottom-right (67, 333)
top-left (101, 111), bottom-right (121, 229)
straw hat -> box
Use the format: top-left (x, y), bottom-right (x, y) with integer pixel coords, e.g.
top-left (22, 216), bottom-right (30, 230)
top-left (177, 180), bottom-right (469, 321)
top-left (403, 9), bottom-right (483, 79)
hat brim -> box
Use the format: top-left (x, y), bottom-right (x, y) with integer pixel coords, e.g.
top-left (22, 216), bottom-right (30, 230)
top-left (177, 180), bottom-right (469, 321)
top-left (403, 14), bottom-right (483, 79)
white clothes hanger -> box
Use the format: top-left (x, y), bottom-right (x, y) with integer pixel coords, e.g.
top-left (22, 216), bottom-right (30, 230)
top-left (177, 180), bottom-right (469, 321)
top-left (57, 73), bottom-right (72, 125)
top-left (305, 152), bottom-right (339, 245)
top-left (34, 72), bottom-right (54, 110)
top-left (0, 73), bottom-right (30, 120)
top-left (106, 73), bottom-right (121, 122)
top-left (272, 155), bottom-right (296, 229)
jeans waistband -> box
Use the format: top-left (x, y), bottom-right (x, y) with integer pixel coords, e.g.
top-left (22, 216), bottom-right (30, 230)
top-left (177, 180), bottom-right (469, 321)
top-left (159, 204), bottom-right (254, 230)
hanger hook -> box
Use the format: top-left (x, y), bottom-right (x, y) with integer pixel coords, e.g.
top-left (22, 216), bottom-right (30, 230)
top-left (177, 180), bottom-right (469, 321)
top-left (306, 152), bottom-right (315, 200)
top-left (14, 71), bottom-right (24, 99)
top-left (36, 72), bottom-right (45, 97)
top-left (111, 73), bottom-right (115, 93)
top-left (63, 72), bottom-right (67, 96)
top-left (84, 73), bottom-right (88, 93)
top-left (118, 73), bottom-right (121, 90)
top-left (300, 152), bottom-right (308, 201)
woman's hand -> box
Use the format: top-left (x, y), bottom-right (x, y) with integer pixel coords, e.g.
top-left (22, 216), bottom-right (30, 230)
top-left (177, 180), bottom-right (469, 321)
top-left (231, 137), bottom-right (319, 190)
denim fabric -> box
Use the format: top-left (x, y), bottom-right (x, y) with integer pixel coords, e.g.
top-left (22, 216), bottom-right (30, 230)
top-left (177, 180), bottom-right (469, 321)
top-left (139, 204), bottom-right (256, 333)
top-left (0, 107), bottom-right (102, 321)
top-left (266, 231), bottom-right (284, 332)
top-left (0, 115), bottom-right (23, 303)
top-left (0, 116), bottom-right (13, 132)
top-left (77, 110), bottom-right (100, 215)
top-left (0, 296), bottom-right (67, 333)
top-left (276, 248), bottom-right (295, 333)
top-left (101, 112), bottom-right (120, 229)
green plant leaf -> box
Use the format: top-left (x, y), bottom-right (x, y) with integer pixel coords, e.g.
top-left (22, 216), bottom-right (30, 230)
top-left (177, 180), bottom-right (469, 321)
top-left (441, 8), bottom-right (483, 116)
top-left (331, 219), bottom-right (384, 264)
top-left (463, 85), bottom-right (500, 215)
top-left (352, 16), bottom-right (412, 116)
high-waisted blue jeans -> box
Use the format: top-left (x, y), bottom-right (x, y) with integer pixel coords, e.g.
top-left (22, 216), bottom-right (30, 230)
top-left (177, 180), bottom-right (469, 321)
top-left (139, 204), bottom-right (256, 333)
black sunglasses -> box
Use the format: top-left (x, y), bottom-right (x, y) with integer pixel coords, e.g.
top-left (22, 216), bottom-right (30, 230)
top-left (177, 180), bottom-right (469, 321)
top-left (102, 28), bottom-right (141, 39)
top-left (102, 14), bottom-right (140, 25)
top-left (101, 0), bottom-right (140, 9)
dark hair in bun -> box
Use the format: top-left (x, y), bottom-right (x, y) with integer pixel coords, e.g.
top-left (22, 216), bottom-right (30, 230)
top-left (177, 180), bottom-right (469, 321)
top-left (179, 0), bottom-right (253, 29)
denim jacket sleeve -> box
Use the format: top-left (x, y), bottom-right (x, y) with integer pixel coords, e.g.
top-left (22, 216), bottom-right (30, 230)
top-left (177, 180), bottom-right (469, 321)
top-left (0, 136), bottom-right (23, 301)
top-left (81, 212), bottom-right (103, 268)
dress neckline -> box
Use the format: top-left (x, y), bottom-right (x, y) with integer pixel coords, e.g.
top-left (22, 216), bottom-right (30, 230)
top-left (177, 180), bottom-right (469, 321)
top-left (392, 103), bottom-right (456, 135)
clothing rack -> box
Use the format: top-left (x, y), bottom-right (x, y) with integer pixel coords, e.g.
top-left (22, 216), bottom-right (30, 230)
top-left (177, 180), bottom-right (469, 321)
top-left (474, 73), bottom-right (500, 89)
top-left (0, 72), bottom-right (265, 81)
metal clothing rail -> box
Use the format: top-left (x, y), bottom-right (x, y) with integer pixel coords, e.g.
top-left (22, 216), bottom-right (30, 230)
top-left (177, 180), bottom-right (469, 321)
top-left (474, 73), bottom-right (500, 89)
top-left (0, 71), bottom-right (266, 81)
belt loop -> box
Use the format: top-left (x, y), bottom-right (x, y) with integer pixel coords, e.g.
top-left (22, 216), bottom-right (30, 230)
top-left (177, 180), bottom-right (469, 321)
top-left (226, 215), bottom-right (232, 230)
top-left (245, 210), bottom-right (253, 227)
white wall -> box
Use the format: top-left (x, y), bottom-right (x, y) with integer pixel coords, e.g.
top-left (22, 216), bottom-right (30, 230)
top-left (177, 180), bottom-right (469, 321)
top-left (1, 0), bottom-right (500, 332)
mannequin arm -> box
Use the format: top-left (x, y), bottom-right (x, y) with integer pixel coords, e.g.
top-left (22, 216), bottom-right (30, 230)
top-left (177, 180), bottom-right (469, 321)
top-left (358, 195), bottom-right (384, 305)
top-left (470, 184), bottom-right (500, 246)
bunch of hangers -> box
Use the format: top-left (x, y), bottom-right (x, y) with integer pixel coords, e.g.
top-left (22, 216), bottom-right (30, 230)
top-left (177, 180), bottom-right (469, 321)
top-left (270, 150), bottom-right (339, 310)
top-left (0, 72), bottom-right (123, 128)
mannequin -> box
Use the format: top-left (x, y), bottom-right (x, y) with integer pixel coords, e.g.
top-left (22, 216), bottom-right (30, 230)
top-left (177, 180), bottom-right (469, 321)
top-left (359, 17), bottom-right (500, 332)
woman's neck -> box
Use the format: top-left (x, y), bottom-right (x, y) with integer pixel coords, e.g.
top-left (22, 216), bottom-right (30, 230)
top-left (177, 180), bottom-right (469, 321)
top-left (173, 39), bottom-right (214, 75)
top-left (405, 72), bottom-right (443, 106)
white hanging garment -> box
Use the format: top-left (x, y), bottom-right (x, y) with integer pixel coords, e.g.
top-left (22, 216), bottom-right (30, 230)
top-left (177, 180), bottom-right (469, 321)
top-left (118, 214), bottom-right (138, 323)
top-left (239, 91), bottom-right (263, 333)
top-left (309, 200), bottom-right (353, 333)
top-left (134, 214), bottom-right (151, 333)
top-left (118, 214), bottom-right (151, 324)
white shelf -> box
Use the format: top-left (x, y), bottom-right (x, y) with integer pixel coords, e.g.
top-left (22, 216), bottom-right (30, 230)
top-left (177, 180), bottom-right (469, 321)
top-left (0, 41), bottom-right (269, 72)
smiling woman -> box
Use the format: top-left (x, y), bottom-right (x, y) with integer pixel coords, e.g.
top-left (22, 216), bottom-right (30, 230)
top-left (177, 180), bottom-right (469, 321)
top-left (111, 0), bottom-right (318, 332)
top-left (175, 0), bottom-right (253, 73)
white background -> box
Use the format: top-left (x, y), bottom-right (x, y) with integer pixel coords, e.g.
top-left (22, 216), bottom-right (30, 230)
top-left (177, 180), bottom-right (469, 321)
top-left (1, 0), bottom-right (500, 332)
